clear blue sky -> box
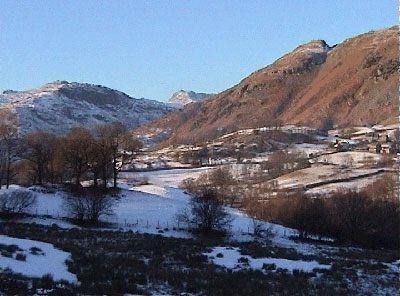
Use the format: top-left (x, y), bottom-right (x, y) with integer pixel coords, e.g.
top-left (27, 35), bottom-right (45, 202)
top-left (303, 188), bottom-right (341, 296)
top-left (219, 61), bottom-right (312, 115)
top-left (1, 1), bottom-right (397, 102)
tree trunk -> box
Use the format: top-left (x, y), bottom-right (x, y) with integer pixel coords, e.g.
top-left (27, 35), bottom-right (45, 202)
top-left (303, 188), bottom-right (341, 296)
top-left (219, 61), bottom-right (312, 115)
top-left (102, 164), bottom-right (107, 188)
top-left (113, 152), bottom-right (117, 189)
top-left (113, 170), bottom-right (117, 189)
top-left (93, 171), bottom-right (98, 188)
top-left (38, 166), bottom-right (43, 185)
top-left (0, 166), bottom-right (3, 190)
top-left (6, 161), bottom-right (11, 189)
top-left (75, 173), bottom-right (81, 186)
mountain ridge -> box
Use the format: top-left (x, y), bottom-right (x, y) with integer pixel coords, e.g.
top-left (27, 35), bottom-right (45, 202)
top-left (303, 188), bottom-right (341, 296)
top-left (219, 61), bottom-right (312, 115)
top-left (0, 80), bottom-right (176, 135)
top-left (133, 26), bottom-right (398, 145)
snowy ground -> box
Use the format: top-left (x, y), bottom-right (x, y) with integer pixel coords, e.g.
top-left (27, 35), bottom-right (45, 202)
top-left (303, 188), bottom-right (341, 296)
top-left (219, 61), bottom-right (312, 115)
top-left (290, 143), bottom-right (328, 156)
top-left (314, 151), bottom-right (382, 168)
top-left (272, 164), bottom-right (382, 192)
top-left (3, 168), bottom-right (308, 250)
top-left (204, 246), bottom-right (331, 272)
top-left (306, 174), bottom-right (380, 195)
top-left (1, 162), bottom-right (397, 283)
top-left (0, 235), bottom-right (77, 283)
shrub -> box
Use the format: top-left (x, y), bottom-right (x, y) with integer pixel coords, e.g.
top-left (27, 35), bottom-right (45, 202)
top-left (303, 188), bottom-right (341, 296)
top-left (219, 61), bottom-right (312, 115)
top-left (190, 189), bottom-right (233, 234)
top-left (262, 263), bottom-right (276, 271)
top-left (0, 190), bottom-right (37, 215)
top-left (30, 247), bottom-right (43, 255)
top-left (261, 188), bottom-right (400, 248)
top-left (177, 189), bottom-right (233, 234)
top-left (138, 176), bottom-right (149, 185)
top-left (238, 257), bottom-right (249, 264)
top-left (180, 167), bottom-right (238, 206)
top-left (40, 273), bottom-right (54, 289)
top-left (63, 186), bottom-right (117, 224)
top-left (15, 253), bottom-right (26, 261)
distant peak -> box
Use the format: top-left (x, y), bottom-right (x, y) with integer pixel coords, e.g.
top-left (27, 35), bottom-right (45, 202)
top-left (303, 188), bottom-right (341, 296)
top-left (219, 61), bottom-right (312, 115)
top-left (267, 39), bottom-right (331, 74)
top-left (46, 80), bottom-right (69, 86)
top-left (168, 90), bottom-right (212, 107)
top-left (2, 89), bottom-right (16, 94)
top-left (295, 39), bottom-right (331, 53)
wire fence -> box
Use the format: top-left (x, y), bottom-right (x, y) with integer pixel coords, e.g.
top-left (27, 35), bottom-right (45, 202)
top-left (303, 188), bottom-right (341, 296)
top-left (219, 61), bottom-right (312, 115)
top-left (29, 209), bottom-right (296, 239)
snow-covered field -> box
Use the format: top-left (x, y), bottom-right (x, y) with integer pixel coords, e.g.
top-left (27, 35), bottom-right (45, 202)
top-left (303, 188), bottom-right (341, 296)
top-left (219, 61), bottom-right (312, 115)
top-left (272, 164), bottom-right (382, 191)
top-left (0, 235), bottom-right (77, 283)
top-left (315, 151), bottom-right (382, 168)
top-left (290, 143), bottom-right (328, 156)
top-left (0, 141), bottom-right (397, 287)
top-left (1, 167), bottom-right (323, 281)
top-left (2, 168), bottom-right (305, 248)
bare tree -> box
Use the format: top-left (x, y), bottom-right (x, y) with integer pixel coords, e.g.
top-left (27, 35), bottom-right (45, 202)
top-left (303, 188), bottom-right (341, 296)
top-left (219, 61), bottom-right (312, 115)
top-left (63, 187), bottom-right (117, 224)
top-left (185, 188), bottom-right (233, 234)
top-left (0, 190), bottom-right (37, 215)
top-left (365, 173), bottom-right (398, 201)
top-left (104, 122), bottom-right (142, 188)
top-left (251, 218), bottom-right (275, 240)
top-left (209, 166), bottom-right (237, 206)
top-left (181, 166), bottom-right (237, 206)
top-left (257, 180), bottom-right (278, 219)
top-left (0, 109), bottom-right (19, 189)
top-left (330, 190), bottom-right (371, 243)
top-left (92, 124), bottom-right (114, 187)
top-left (20, 131), bottom-right (56, 185)
top-left (60, 127), bottom-right (93, 186)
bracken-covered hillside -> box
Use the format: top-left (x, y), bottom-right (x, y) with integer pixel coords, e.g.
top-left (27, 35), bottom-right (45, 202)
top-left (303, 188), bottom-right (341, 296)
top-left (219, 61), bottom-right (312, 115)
top-left (134, 26), bottom-right (398, 145)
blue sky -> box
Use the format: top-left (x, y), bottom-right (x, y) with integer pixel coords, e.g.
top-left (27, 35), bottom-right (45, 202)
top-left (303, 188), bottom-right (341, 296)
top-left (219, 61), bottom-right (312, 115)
top-left (1, 1), bottom-right (397, 102)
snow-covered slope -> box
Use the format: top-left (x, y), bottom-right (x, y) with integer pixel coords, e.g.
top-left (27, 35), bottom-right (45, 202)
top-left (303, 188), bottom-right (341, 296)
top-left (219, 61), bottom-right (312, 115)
top-left (167, 90), bottom-right (211, 107)
top-left (0, 81), bottom-right (177, 135)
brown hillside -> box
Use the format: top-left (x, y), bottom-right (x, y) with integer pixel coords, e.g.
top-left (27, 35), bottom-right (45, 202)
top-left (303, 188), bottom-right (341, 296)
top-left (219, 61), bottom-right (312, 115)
top-left (135, 26), bottom-right (398, 145)
top-left (281, 27), bottom-right (398, 127)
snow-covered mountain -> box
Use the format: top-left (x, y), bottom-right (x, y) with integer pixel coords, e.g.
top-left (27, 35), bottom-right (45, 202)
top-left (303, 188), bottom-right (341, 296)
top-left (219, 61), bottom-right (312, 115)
top-left (0, 81), bottom-right (176, 135)
top-left (167, 90), bottom-right (211, 107)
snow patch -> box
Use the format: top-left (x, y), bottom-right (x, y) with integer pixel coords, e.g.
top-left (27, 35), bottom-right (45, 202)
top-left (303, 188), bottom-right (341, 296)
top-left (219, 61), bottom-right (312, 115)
top-left (205, 247), bottom-right (331, 272)
top-left (0, 235), bottom-right (78, 283)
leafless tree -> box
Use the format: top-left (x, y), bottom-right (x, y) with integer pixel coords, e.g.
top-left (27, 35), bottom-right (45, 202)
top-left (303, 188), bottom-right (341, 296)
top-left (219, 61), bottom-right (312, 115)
top-left (60, 127), bottom-right (93, 186)
top-left (20, 131), bottom-right (56, 185)
top-left (97, 122), bottom-right (142, 188)
top-left (92, 124), bottom-right (114, 187)
top-left (0, 190), bottom-right (37, 215)
top-left (63, 187), bottom-right (117, 224)
top-left (181, 166), bottom-right (238, 206)
top-left (0, 109), bottom-right (19, 189)
top-left (330, 190), bottom-right (371, 243)
top-left (188, 189), bottom-right (233, 233)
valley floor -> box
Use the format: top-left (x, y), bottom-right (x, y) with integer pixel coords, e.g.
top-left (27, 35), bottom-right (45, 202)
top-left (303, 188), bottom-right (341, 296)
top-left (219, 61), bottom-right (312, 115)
top-left (0, 167), bottom-right (399, 295)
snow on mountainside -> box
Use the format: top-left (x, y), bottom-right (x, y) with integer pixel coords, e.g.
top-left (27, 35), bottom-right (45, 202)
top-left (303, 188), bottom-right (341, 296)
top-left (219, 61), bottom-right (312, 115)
top-left (0, 81), bottom-right (176, 135)
top-left (167, 90), bottom-right (211, 107)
